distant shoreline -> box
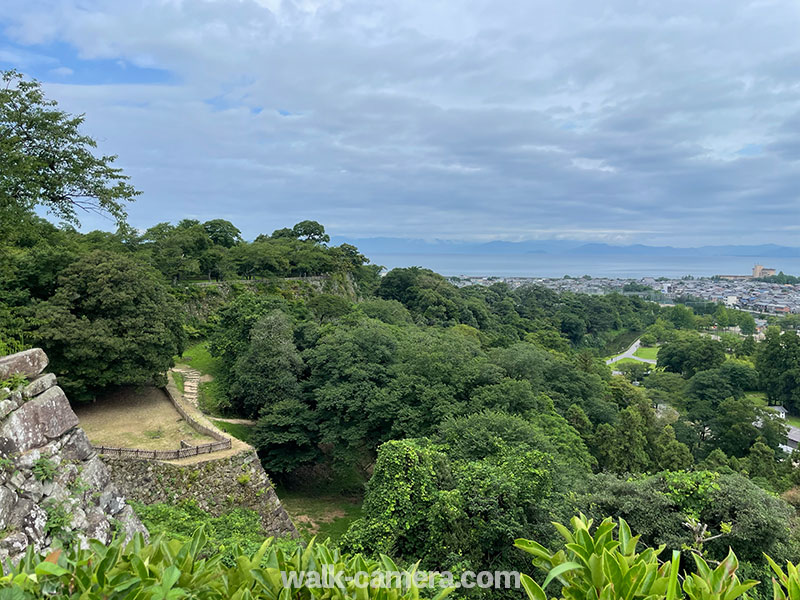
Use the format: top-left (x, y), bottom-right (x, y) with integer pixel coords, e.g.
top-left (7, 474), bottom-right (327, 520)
top-left (367, 252), bottom-right (800, 279)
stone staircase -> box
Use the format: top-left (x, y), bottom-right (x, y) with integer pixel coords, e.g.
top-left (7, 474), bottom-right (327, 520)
top-left (173, 367), bottom-right (201, 409)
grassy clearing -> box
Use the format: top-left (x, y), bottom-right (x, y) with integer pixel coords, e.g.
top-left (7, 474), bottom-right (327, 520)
top-left (198, 380), bottom-right (229, 415)
top-left (745, 391), bottom-right (768, 407)
top-left (212, 420), bottom-right (255, 444)
top-left (785, 415), bottom-right (800, 429)
top-left (611, 357), bottom-right (647, 368)
top-left (176, 342), bottom-right (223, 377)
top-left (276, 487), bottom-right (363, 543)
top-left (75, 386), bottom-right (215, 449)
top-left (757, 395), bottom-right (800, 426)
top-left (633, 346), bottom-right (659, 360)
top-left (173, 371), bottom-right (185, 394)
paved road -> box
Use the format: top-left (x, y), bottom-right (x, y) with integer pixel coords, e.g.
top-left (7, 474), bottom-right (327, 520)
top-left (605, 338), bottom-right (657, 365)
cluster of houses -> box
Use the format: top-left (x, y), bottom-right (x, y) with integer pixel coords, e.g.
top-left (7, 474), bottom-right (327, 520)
top-left (658, 278), bottom-right (800, 315)
top-left (765, 406), bottom-right (800, 453)
top-left (449, 273), bottom-right (800, 315)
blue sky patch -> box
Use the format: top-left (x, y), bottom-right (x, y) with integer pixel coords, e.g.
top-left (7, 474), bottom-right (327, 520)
top-left (0, 37), bottom-right (172, 85)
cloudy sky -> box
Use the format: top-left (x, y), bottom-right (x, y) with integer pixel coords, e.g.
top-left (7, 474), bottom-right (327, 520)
top-left (2, 0), bottom-right (800, 245)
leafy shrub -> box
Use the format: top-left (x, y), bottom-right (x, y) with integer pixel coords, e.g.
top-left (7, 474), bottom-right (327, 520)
top-left (0, 455), bottom-right (15, 473)
top-left (516, 514), bottom-right (758, 600)
top-left (132, 500), bottom-right (279, 564)
top-left (42, 500), bottom-right (73, 546)
top-left (1, 528), bottom-right (455, 600)
top-left (0, 373), bottom-right (27, 400)
top-left (32, 457), bottom-right (57, 482)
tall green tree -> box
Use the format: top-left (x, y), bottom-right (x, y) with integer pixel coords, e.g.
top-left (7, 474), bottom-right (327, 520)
top-left (756, 328), bottom-right (800, 413)
top-left (229, 310), bottom-right (304, 418)
top-left (203, 219), bottom-right (242, 248)
top-left (32, 250), bottom-right (184, 400)
top-left (657, 335), bottom-right (725, 378)
top-left (0, 70), bottom-right (138, 230)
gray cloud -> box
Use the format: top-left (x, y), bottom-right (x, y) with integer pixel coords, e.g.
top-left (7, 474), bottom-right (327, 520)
top-left (2, 0), bottom-right (800, 244)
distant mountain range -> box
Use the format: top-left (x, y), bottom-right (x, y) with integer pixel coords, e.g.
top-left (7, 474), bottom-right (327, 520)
top-left (331, 237), bottom-right (800, 258)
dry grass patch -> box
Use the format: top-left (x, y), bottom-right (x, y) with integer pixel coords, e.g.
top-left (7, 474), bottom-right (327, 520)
top-left (74, 386), bottom-right (215, 450)
top-left (277, 489), bottom-right (363, 542)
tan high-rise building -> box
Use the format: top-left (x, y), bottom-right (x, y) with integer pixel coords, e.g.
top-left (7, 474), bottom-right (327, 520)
top-left (753, 265), bottom-right (776, 278)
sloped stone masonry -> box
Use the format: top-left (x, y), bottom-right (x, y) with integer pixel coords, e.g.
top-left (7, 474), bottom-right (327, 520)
top-left (103, 449), bottom-right (298, 537)
top-left (0, 349), bottom-right (148, 566)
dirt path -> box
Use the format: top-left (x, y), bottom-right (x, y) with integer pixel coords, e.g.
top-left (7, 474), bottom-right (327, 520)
top-left (173, 366), bottom-right (203, 409)
top-left (212, 416), bottom-right (257, 425)
top-left (164, 367), bottom-right (252, 465)
top-left (172, 365), bottom-right (256, 426)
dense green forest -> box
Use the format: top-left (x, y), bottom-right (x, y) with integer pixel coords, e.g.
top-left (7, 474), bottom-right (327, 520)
top-left (6, 69), bottom-right (800, 599)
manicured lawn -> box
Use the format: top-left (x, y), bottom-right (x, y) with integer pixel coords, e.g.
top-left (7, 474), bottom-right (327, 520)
top-left (759, 396), bottom-right (800, 427)
top-left (277, 487), bottom-right (363, 543)
top-left (633, 346), bottom-right (659, 360)
top-left (198, 380), bottom-right (228, 415)
top-left (602, 330), bottom-right (641, 357)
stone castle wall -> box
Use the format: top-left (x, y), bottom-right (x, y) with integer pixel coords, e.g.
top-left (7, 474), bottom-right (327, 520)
top-left (0, 349), bottom-right (147, 565)
top-left (102, 450), bottom-right (297, 537)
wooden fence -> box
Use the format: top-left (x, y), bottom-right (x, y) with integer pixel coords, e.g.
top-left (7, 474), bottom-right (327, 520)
top-left (94, 438), bottom-right (231, 460)
top-left (92, 372), bottom-right (234, 461)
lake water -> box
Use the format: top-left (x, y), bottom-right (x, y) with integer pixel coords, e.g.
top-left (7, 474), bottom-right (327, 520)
top-left (368, 253), bottom-right (800, 279)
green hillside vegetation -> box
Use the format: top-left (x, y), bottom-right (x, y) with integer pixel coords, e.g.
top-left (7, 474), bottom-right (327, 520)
top-left (7, 69), bottom-right (800, 599)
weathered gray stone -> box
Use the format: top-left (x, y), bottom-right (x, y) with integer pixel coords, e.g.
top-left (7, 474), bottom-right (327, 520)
top-left (0, 386), bottom-right (78, 453)
top-left (85, 506), bottom-right (110, 545)
top-left (0, 487), bottom-right (16, 529)
top-left (7, 498), bottom-right (32, 530)
top-left (16, 448), bottom-right (42, 470)
top-left (19, 477), bottom-right (43, 503)
top-left (22, 373), bottom-right (57, 399)
top-left (45, 482), bottom-right (69, 504)
top-left (0, 349), bottom-right (48, 380)
top-left (102, 449), bottom-right (298, 538)
top-left (0, 350), bottom-right (149, 562)
top-left (0, 399), bottom-right (17, 420)
top-left (81, 456), bottom-right (110, 491)
top-left (22, 505), bottom-right (47, 549)
top-left (116, 505), bottom-right (149, 542)
top-left (9, 471), bottom-right (24, 489)
top-left (60, 429), bottom-right (94, 461)
top-left (99, 488), bottom-right (126, 516)
top-left (0, 532), bottom-right (28, 554)
top-left (54, 463), bottom-right (78, 489)
top-left (71, 507), bottom-right (88, 531)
